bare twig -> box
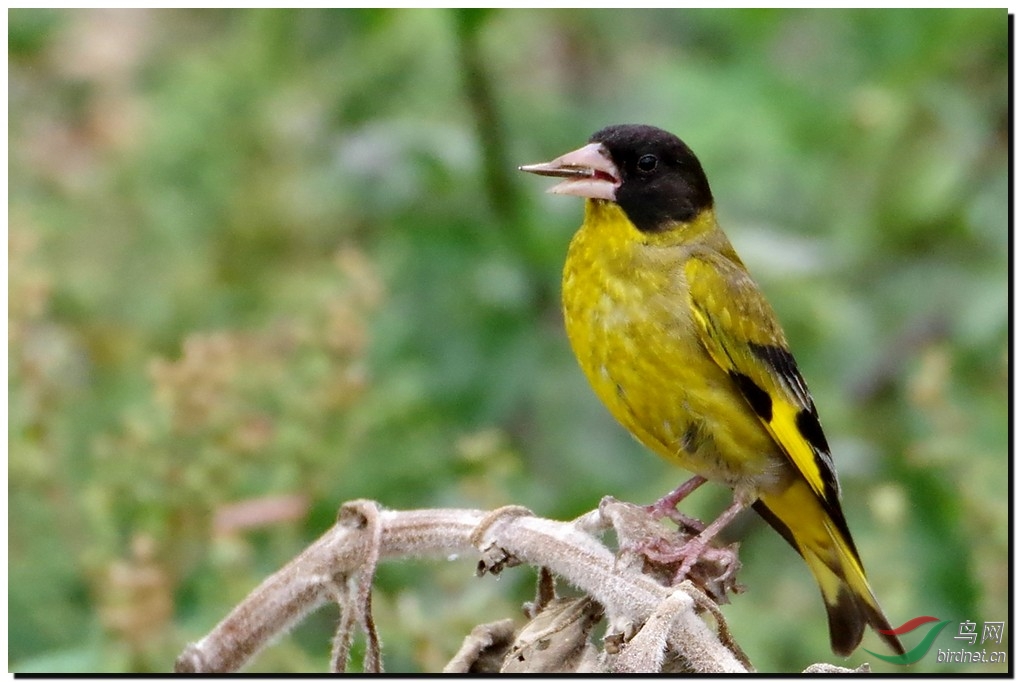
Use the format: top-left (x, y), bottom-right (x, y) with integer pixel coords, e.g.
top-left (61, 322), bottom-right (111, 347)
top-left (174, 497), bottom-right (853, 673)
top-left (328, 501), bottom-right (384, 673)
top-left (175, 504), bottom-right (488, 673)
top-left (328, 576), bottom-right (356, 672)
top-left (443, 619), bottom-right (518, 673)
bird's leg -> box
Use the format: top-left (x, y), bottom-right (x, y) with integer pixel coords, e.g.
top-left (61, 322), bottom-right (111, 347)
top-left (646, 475), bottom-right (707, 532)
top-left (671, 498), bottom-right (746, 584)
top-left (633, 491), bottom-right (746, 598)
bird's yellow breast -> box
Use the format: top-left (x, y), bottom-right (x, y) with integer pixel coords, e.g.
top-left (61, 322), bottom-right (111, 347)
top-left (561, 200), bottom-right (782, 491)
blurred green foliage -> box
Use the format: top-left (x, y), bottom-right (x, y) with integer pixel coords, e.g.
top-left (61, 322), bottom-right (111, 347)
top-left (8, 8), bottom-right (1008, 673)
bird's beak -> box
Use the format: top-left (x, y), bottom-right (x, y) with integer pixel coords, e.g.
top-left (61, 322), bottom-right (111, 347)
top-left (518, 142), bottom-right (620, 201)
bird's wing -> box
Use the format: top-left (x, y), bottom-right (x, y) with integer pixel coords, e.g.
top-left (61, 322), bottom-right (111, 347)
top-left (684, 253), bottom-right (844, 513)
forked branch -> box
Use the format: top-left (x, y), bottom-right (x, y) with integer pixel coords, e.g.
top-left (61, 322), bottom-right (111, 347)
top-left (173, 498), bottom-right (861, 673)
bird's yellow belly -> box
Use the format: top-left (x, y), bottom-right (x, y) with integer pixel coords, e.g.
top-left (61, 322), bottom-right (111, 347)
top-left (562, 224), bottom-right (784, 494)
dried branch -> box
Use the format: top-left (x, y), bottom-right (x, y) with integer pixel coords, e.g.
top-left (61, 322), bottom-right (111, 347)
top-left (175, 503), bottom-right (488, 673)
top-left (174, 497), bottom-right (867, 673)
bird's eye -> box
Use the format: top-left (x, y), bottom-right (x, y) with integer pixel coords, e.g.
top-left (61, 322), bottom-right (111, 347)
top-left (636, 154), bottom-right (658, 173)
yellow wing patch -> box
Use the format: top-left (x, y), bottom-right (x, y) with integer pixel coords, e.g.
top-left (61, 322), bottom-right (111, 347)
top-left (770, 400), bottom-right (831, 501)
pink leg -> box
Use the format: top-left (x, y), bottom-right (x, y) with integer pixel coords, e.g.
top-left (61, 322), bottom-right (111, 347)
top-left (672, 497), bottom-right (746, 583)
top-left (646, 475), bottom-right (707, 531)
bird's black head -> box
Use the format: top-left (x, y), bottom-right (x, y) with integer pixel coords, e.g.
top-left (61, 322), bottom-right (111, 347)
top-left (590, 124), bottom-right (714, 232)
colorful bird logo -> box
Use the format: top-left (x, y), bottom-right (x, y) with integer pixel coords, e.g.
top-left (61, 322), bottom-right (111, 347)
top-left (865, 616), bottom-right (953, 665)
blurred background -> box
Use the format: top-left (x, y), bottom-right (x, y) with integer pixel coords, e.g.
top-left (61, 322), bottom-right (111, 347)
top-left (8, 8), bottom-right (1008, 673)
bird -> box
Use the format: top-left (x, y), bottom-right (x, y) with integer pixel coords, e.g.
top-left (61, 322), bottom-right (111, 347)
top-left (518, 124), bottom-right (904, 658)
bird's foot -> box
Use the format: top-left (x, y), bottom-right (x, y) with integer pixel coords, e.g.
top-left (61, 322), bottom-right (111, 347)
top-left (647, 503), bottom-right (706, 535)
top-left (639, 533), bottom-right (742, 595)
top-left (598, 496), bottom-right (745, 603)
top-left (639, 496), bottom-right (748, 601)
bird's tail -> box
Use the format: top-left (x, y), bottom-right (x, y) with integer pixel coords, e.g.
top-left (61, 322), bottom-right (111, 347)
top-left (754, 477), bottom-right (905, 657)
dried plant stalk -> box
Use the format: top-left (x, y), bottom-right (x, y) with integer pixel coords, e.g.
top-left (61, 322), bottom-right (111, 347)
top-left (175, 498), bottom-right (865, 674)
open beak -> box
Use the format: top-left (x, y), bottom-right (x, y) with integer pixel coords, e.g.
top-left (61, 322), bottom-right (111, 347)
top-left (518, 142), bottom-right (620, 201)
